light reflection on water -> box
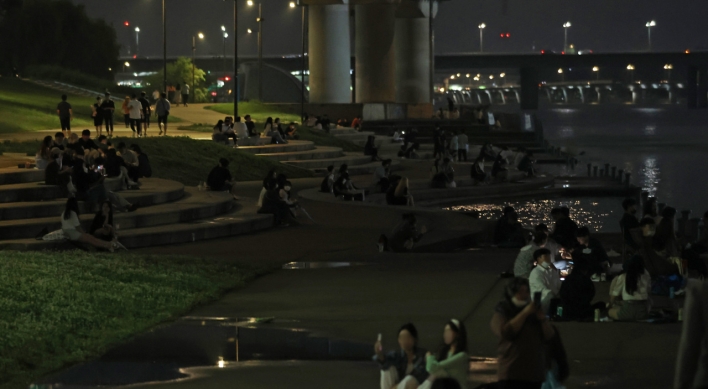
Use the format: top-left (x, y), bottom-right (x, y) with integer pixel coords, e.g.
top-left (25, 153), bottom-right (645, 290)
top-left (641, 157), bottom-right (660, 197)
top-left (446, 197), bottom-right (622, 233)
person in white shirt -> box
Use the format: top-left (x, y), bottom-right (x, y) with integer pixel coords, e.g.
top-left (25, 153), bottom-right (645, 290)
top-left (128, 94), bottom-right (144, 137)
top-left (514, 232), bottom-right (554, 279)
top-left (449, 133), bottom-right (459, 161)
top-left (608, 255), bottom-right (651, 321)
top-left (457, 132), bottom-right (468, 162)
top-left (528, 248), bottom-right (562, 314)
top-left (61, 197), bottom-right (118, 251)
top-left (233, 116), bottom-right (250, 146)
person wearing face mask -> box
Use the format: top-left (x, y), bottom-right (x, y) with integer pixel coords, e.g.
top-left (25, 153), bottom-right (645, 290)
top-left (514, 231), bottom-right (552, 279)
top-left (619, 198), bottom-right (640, 252)
top-left (632, 217), bottom-right (679, 277)
top-left (374, 323), bottom-right (429, 389)
top-left (422, 319), bottom-right (469, 389)
top-left (529, 248), bottom-right (562, 314)
top-left (491, 277), bottom-right (556, 389)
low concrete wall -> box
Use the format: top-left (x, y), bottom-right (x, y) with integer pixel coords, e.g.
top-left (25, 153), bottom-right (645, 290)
top-left (265, 103), bottom-right (363, 120)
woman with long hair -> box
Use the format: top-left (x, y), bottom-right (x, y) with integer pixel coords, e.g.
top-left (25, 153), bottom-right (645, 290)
top-left (36, 136), bottom-right (53, 170)
top-left (61, 198), bottom-right (119, 251)
top-left (422, 319), bottom-right (469, 388)
top-left (263, 117), bottom-right (274, 137)
top-left (90, 200), bottom-right (117, 242)
top-left (257, 169), bottom-right (277, 207)
top-left (608, 255), bottom-right (651, 321)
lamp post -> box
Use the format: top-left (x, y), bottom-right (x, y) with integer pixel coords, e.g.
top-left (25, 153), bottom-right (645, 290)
top-left (134, 27), bottom-right (140, 57)
top-left (297, 1), bottom-right (307, 123)
top-left (627, 64), bottom-right (635, 83)
top-left (162, 0), bottom-right (167, 96)
top-left (230, 1), bottom-right (239, 117)
top-left (664, 64), bottom-right (673, 82)
top-left (558, 68), bottom-right (564, 82)
top-left (123, 61), bottom-right (130, 73)
top-left (592, 66), bottom-right (599, 80)
top-left (192, 32), bottom-right (205, 97)
top-left (563, 21), bottom-right (571, 52)
top-left (478, 23), bottom-right (486, 53)
top-left (221, 26), bottom-right (228, 80)
top-left (646, 20), bottom-right (656, 51)
top-left (247, 0), bottom-right (263, 101)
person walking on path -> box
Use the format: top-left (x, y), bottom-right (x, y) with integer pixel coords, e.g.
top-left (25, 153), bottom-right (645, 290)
top-left (121, 96), bottom-right (131, 128)
top-left (155, 92), bottom-right (171, 136)
top-left (57, 94), bottom-right (73, 136)
top-left (181, 83), bottom-right (190, 107)
top-left (91, 96), bottom-right (103, 137)
top-left (101, 92), bottom-right (115, 137)
top-left (138, 92), bottom-right (152, 135)
top-left (128, 94), bottom-right (144, 137)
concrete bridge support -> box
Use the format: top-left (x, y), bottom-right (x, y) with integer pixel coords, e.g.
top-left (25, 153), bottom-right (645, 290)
top-left (308, 3), bottom-right (352, 103)
top-left (698, 68), bottom-right (708, 109)
top-left (394, 0), bottom-right (432, 104)
top-left (595, 87), bottom-right (602, 104)
top-left (519, 67), bottom-right (539, 110)
top-left (355, 3), bottom-right (397, 103)
top-left (686, 66), bottom-right (698, 109)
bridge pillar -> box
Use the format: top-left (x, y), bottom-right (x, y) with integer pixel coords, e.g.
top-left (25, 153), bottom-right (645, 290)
top-left (698, 68), bottom-right (708, 109)
top-left (498, 90), bottom-right (506, 104)
top-left (519, 67), bottom-right (539, 110)
top-left (577, 87), bottom-right (585, 104)
top-left (355, 3), bottom-right (396, 103)
top-left (308, 4), bottom-right (352, 103)
top-left (686, 66), bottom-right (698, 109)
top-left (595, 87), bottom-right (602, 104)
top-left (561, 87), bottom-right (569, 104)
top-left (394, 1), bottom-right (432, 104)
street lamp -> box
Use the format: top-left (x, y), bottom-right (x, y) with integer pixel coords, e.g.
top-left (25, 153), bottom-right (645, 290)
top-left (558, 68), bottom-right (564, 82)
top-left (627, 64), bottom-right (635, 83)
top-left (289, 1), bottom-right (296, 7)
top-left (248, 0), bottom-right (264, 101)
top-left (123, 61), bottom-right (130, 72)
top-left (664, 64), bottom-right (673, 82)
top-left (134, 27), bottom-right (140, 57)
top-left (192, 32), bottom-right (205, 99)
top-left (478, 23), bottom-right (486, 53)
top-left (646, 20), bottom-right (656, 51)
top-left (563, 21), bottom-right (571, 52)
top-left (221, 25), bottom-right (228, 82)
top-left (592, 66), bottom-right (599, 80)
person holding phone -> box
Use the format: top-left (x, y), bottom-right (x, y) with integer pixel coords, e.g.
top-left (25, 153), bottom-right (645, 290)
top-left (491, 277), bottom-right (556, 389)
top-left (528, 248), bottom-right (562, 315)
top-left (374, 323), bottom-right (429, 389)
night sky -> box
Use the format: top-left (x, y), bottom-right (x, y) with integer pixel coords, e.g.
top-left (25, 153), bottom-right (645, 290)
top-left (72, 0), bottom-right (708, 58)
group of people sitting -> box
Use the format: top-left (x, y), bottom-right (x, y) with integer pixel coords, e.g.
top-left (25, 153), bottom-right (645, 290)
top-left (212, 115), bottom-right (298, 146)
top-left (320, 164), bottom-right (368, 202)
top-left (256, 169), bottom-right (301, 227)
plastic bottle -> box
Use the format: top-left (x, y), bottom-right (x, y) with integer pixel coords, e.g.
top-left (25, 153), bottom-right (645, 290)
top-left (594, 309), bottom-right (600, 322)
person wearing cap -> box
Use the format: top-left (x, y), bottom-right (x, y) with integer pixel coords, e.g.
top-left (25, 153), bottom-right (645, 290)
top-left (100, 93), bottom-right (115, 137)
top-left (138, 91), bottom-right (152, 135)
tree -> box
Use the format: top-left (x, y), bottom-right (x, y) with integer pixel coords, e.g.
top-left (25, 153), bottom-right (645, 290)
top-left (144, 57), bottom-right (209, 103)
top-left (0, 0), bottom-right (119, 78)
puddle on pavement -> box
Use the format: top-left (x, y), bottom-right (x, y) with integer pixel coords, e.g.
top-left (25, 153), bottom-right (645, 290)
top-left (282, 261), bottom-right (367, 270)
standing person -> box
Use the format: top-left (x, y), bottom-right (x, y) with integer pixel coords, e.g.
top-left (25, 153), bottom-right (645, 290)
top-left (424, 319), bottom-right (469, 388)
top-left (91, 96), bottom-right (104, 137)
top-left (491, 277), bottom-right (555, 389)
top-left (457, 131), bottom-right (468, 162)
top-left (57, 94), bottom-right (73, 136)
top-left (374, 323), bottom-right (429, 389)
top-left (138, 92), bottom-right (152, 135)
top-left (155, 92), bottom-right (171, 136)
top-left (181, 83), bottom-right (190, 107)
top-left (128, 94), bottom-right (144, 138)
top-left (101, 92), bottom-right (115, 137)
top-left (528, 248), bottom-right (562, 314)
top-left (245, 115), bottom-right (256, 137)
top-left (121, 96), bottom-right (131, 128)
top-left (449, 132), bottom-right (459, 161)
top-left (619, 198), bottom-right (640, 252)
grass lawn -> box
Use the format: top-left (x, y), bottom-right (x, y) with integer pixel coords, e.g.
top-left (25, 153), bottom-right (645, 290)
top-left (206, 101), bottom-right (300, 124)
top-left (0, 136), bottom-right (312, 185)
top-left (0, 251), bottom-right (272, 389)
top-left (0, 78), bottom-right (182, 134)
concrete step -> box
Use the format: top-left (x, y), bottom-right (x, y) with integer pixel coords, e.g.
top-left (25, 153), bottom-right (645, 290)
top-left (236, 140), bottom-right (316, 154)
top-left (0, 176), bottom-right (124, 203)
top-left (328, 127), bottom-right (358, 135)
top-left (0, 187), bottom-right (234, 240)
top-left (310, 160), bottom-right (402, 175)
top-left (257, 146), bottom-right (344, 162)
top-left (0, 178), bottom-right (184, 221)
top-left (0, 208), bottom-right (273, 251)
top-left (281, 154), bottom-right (373, 170)
top-left (0, 168), bottom-right (46, 185)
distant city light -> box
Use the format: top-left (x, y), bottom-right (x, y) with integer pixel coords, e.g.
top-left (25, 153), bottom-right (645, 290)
top-left (289, 1), bottom-right (296, 7)
top-left (557, 68), bottom-right (563, 74)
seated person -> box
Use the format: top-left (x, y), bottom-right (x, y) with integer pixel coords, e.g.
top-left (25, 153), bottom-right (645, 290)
top-left (551, 207), bottom-right (579, 249)
top-left (431, 158), bottom-right (455, 189)
top-left (374, 323), bottom-right (428, 389)
top-left (206, 158), bottom-right (239, 200)
top-left (72, 149), bottom-right (138, 213)
top-left (36, 136), bottom-right (53, 169)
top-left (534, 223), bottom-right (563, 265)
top-left (364, 135), bottom-right (380, 161)
top-left (386, 176), bottom-right (414, 207)
top-left (61, 198), bottom-right (119, 251)
top-left (392, 129), bottom-right (403, 143)
top-left (117, 142), bottom-right (140, 184)
top-left (52, 132), bottom-right (68, 150)
top-left (471, 156), bottom-right (487, 185)
top-left (478, 142), bottom-right (496, 162)
top-left (653, 206), bottom-right (680, 257)
top-left (373, 159), bottom-right (392, 193)
top-left (619, 198), bottom-right (641, 252)
top-left (424, 320), bottom-right (469, 388)
top-left (66, 133), bottom-right (81, 153)
top-left (45, 148), bottom-right (72, 194)
top-left (105, 148), bottom-right (138, 190)
top-left (258, 175), bottom-right (292, 227)
top-left (572, 227), bottom-right (611, 279)
top-left (96, 135), bottom-right (110, 153)
top-left (267, 127), bottom-right (288, 144)
top-left (514, 231), bottom-right (550, 279)
top-left (608, 255), bottom-right (651, 321)
top-left (333, 172), bottom-right (365, 201)
top-left (491, 153), bottom-right (508, 181)
top-left (559, 261), bottom-right (606, 321)
top-left (90, 200), bottom-right (117, 242)
top-left (529, 248), bottom-right (562, 314)
top-left (285, 122), bottom-right (299, 140)
top-left (493, 209), bottom-right (527, 248)
top-left (389, 214), bottom-right (427, 252)
top-left (631, 217), bottom-right (680, 277)
top-left (77, 129), bottom-right (99, 150)
top-left (130, 144), bottom-right (152, 182)
top-left (320, 165), bottom-right (335, 193)
top-left (212, 120), bottom-right (228, 143)
top-left (234, 116), bottom-right (250, 145)
top-left (398, 143), bottom-right (420, 159)
top-left (222, 116), bottom-right (237, 143)
top-left (517, 150), bottom-right (535, 177)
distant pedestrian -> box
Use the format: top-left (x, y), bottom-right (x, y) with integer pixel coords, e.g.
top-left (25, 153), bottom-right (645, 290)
top-left (127, 94), bottom-right (144, 137)
top-left (155, 92), bottom-right (171, 136)
top-left (138, 92), bottom-right (152, 135)
top-left (457, 131), bottom-right (468, 162)
top-left (182, 83), bottom-right (190, 107)
top-left (91, 96), bottom-right (104, 137)
top-left (121, 96), bottom-right (131, 128)
top-left (101, 92), bottom-right (115, 137)
top-left (57, 94), bottom-right (73, 136)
